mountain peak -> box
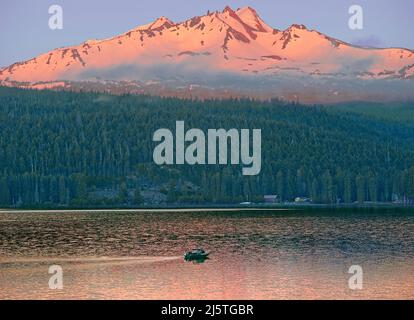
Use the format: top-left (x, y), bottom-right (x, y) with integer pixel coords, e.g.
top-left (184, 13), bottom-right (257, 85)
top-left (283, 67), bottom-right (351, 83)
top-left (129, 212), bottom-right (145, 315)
top-left (237, 6), bottom-right (257, 15)
top-left (133, 16), bottom-right (174, 31)
top-left (289, 24), bottom-right (308, 30)
top-left (222, 6), bottom-right (235, 14)
top-left (235, 6), bottom-right (272, 32)
top-left (150, 16), bottom-right (174, 29)
top-left (1, 5), bottom-right (413, 88)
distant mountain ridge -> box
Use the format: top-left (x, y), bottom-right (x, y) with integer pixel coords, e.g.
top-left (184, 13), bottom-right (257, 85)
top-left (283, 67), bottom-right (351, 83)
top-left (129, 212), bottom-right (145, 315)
top-left (1, 6), bottom-right (413, 102)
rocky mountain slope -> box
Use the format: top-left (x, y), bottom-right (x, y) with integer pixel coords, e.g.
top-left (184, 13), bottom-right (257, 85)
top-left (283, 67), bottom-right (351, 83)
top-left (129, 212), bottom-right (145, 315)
top-left (1, 6), bottom-right (413, 102)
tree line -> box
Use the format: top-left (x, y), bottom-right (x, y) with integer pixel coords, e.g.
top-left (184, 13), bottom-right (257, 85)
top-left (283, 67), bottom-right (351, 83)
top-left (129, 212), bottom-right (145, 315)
top-left (0, 87), bottom-right (413, 207)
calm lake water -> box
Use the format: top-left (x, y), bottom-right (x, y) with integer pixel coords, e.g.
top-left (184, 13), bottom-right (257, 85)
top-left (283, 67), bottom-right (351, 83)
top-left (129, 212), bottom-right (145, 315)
top-left (0, 208), bottom-right (413, 299)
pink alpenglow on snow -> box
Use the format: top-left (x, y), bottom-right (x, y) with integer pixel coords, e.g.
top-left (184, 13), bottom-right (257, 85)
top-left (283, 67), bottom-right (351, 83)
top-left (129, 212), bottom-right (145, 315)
top-left (0, 6), bottom-right (413, 97)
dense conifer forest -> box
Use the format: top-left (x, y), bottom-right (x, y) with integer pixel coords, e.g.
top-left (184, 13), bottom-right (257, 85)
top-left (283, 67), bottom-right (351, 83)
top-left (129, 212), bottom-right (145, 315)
top-left (0, 87), bottom-right (413, 207)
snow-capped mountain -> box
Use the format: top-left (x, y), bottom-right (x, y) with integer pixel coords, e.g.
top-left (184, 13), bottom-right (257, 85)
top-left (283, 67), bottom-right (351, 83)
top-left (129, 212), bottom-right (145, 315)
top-left (1, 6), bottom-right (413, 102)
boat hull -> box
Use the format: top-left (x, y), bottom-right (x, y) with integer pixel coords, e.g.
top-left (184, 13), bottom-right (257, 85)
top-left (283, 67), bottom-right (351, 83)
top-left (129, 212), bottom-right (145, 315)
top-left (184, 253), bottom-right (209, 261)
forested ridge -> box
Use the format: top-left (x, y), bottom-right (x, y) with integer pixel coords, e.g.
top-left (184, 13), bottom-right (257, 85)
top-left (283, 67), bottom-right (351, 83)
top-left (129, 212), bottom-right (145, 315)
top-left (0, 87), bottom-right (414, 207)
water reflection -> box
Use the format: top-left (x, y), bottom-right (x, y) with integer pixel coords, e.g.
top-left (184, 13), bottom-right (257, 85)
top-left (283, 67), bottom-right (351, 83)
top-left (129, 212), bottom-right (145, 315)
top-left (0, 209), bottom-right (413, 299)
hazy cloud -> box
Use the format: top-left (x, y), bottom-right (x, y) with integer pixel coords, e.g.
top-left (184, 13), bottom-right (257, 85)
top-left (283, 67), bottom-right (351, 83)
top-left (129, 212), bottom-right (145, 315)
top-left (351, 35), bottom-right (385, 48)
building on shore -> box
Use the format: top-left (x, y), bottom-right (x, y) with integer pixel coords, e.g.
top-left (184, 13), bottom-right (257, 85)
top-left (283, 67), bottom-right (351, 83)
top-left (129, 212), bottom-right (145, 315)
top-left (264, 195), bottom-right (279, 203)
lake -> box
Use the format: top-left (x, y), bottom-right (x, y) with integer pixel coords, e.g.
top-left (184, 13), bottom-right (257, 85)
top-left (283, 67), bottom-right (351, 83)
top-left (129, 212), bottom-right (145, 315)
top-left (0, 208), bottom-right (413, 299)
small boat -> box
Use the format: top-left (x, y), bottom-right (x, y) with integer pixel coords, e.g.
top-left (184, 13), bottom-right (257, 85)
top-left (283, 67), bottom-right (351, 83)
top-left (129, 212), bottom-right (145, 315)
top-left (184, 249), bottom-right (209, 261)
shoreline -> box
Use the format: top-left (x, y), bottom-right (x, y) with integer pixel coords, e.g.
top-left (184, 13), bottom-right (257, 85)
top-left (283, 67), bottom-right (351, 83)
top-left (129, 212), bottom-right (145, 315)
top-left (0, 204), bottom-right (413, 213)
top-left (0, 207), bottom-right (292, 213)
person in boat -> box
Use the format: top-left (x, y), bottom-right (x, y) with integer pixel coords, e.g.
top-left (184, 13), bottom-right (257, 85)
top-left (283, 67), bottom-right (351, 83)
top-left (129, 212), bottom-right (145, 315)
top-left (184, 249), bottom-right (209, 260)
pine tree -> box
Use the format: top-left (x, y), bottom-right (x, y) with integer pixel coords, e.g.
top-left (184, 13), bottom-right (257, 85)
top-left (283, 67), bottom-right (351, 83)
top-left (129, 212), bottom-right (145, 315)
top-left (368, 173), bottom-right (378, 202)
top-left (0, 178), bottom-right (11, 205)
top-left (118, 181), bottom-right (128, 203)
top-left (133, 188), bottom-right (144, 205)
top-left (58, 176), bottom-right (66, 204)
top-left (344, 173), bottom-right (352, 203)
top-left (322, 170), bottom-right (333, 204)
top-left (276, 170), bottom-right (284, 201)
top-left (356, 174), bottom-right (366, 204)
